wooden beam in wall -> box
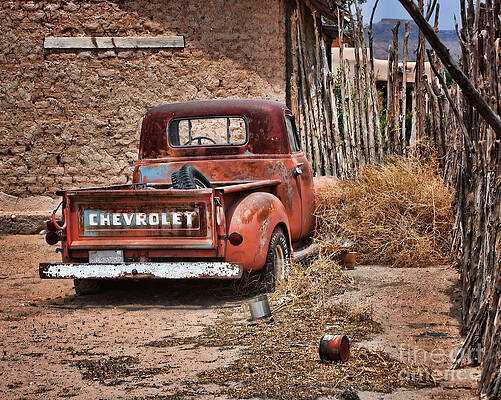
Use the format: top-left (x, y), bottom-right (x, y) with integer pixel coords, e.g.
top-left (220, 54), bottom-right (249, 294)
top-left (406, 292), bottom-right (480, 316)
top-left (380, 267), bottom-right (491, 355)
top-left (44, 36), bottom-right (185, 50)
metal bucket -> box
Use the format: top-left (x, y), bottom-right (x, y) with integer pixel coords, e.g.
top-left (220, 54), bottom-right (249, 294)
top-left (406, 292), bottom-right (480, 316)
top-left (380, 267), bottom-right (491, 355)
top-left (319, 334), bottom-right (350, 362)
top-left (248, 295), bottom-right (271, 320)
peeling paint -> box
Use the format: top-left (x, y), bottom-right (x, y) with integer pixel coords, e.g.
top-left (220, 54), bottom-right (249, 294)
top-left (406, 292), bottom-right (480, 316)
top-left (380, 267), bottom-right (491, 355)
top-left (40, 262), bottom-right (242, 279)
top-left (138, 164), bottom-right (173, 184)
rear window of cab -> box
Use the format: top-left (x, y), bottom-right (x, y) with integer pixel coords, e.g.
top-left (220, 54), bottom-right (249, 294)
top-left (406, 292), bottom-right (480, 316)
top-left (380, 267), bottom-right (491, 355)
top-left (168, 116), bottom-right (248, 147)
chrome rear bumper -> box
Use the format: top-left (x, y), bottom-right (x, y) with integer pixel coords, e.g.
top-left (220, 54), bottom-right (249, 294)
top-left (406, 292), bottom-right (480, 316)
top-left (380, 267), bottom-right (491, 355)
top-left (39, 261), bottom-right (243, 279)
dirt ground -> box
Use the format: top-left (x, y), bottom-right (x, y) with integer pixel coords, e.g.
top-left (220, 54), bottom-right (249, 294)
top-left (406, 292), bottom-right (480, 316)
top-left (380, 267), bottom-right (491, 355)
top-left (0, 235), bottom-right (479, 399)
top-left (335, 266), bottom-right (480, 399)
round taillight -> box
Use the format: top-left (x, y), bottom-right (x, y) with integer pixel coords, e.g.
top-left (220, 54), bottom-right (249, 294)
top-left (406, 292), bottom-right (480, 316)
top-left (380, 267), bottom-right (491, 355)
top-left (45, 231), bottom-right (59, 245)
top-left (228, 232), bottom-right (243, 246)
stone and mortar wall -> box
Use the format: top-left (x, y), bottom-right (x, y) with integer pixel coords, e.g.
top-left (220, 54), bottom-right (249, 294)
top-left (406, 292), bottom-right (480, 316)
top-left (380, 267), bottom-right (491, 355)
top-left (0, 0), bottom-right (286, 197)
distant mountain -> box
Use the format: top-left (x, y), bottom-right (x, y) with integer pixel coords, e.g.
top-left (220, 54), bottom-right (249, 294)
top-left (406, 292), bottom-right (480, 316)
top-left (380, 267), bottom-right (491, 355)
top-left (366, 18), bottom-right (461, 62)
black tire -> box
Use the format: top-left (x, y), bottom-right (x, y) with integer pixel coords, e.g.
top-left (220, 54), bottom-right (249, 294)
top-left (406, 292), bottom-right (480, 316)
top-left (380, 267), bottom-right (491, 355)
top-left (261, 227), bottom-right (291, 291)
top-left (74, 279), bottom-right (102, 295)
top-left (171, 164), bottom-right (212, 190)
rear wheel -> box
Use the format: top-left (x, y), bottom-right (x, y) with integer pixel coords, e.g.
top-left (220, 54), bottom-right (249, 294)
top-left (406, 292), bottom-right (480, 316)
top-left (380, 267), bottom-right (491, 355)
top-left (261, 227), bottom-right (290, 291)
top-left (74, 279), bottom-right (102, 295)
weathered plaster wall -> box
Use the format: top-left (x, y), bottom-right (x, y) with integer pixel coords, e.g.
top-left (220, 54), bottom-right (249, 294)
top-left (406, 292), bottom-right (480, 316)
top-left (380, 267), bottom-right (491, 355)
top-left (0, 0), bottom-right (286, 196)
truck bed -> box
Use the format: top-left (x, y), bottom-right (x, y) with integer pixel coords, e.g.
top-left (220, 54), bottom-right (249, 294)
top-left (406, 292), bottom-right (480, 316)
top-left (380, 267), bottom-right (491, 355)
top-left (41, 179), bottom-right (283, 281)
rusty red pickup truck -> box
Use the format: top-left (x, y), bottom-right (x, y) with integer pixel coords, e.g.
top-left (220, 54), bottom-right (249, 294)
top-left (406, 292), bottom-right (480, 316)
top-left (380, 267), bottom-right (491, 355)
top-left (40, 99), bottom-right (316, 294)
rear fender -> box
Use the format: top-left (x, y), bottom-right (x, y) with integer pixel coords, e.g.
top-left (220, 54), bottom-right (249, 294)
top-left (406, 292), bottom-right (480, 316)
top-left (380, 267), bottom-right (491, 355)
top-left (225, 192), bottom-right (290, 271)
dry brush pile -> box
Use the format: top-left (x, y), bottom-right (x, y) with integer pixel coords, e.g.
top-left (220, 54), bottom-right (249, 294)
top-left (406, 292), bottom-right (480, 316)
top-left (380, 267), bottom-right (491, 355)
top-left (315, 155), bottom-right (453, 268)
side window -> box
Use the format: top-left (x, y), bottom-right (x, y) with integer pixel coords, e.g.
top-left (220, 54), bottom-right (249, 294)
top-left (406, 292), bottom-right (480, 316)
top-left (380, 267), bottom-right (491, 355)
top-left (285, 115), bottom-right (301, 152)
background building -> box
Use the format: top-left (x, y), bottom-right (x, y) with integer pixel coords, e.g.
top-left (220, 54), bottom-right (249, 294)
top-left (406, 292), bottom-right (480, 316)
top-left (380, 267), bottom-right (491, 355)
top-left (0, 0), bottom-right (340, 197)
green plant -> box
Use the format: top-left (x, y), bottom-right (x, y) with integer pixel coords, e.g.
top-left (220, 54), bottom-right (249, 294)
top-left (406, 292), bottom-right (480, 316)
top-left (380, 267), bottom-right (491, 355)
top-left (445, 69), bottom-right (454, 88)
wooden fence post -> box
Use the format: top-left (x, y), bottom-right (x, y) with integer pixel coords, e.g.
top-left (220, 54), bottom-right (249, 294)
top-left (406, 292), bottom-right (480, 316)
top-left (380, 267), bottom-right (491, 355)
top-left (401, 21), bottom-right (410, 154)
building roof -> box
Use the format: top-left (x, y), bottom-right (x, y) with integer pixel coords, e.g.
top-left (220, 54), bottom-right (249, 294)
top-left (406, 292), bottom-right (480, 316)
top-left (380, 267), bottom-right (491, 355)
top-left (309, 0), bottom-right (344, 21)
top-left (331, 47), bottom-right (432, 83)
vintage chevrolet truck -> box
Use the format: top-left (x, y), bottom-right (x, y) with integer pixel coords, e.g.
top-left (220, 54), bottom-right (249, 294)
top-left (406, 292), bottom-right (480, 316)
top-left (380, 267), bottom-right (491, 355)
top-left (40, 99), bottom-right (315, 294)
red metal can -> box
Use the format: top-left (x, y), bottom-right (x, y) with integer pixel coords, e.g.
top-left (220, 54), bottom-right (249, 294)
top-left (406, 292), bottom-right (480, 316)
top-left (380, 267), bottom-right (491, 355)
top-left (319, 334), bottom-right (350, 362)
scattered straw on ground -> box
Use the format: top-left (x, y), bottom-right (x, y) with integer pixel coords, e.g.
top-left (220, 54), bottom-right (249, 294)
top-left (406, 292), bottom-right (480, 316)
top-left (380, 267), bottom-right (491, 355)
top-left (146, 254), bottom-right (437, 398)
top-left (145, 159), bottom-right (449, 396)
top-left (315, 155), bottom-right (453, 267)
top-left (63, 355), bottom-right (169, 387)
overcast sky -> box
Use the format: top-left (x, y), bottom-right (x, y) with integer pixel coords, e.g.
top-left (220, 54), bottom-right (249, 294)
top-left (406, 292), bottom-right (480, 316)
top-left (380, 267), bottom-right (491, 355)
top-left (359, 0), bottom-right (461, 30)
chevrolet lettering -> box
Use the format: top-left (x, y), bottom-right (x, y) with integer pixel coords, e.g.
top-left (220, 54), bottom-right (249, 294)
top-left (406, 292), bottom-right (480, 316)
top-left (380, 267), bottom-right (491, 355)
top-left (84, 210), bottom-right (200, 229)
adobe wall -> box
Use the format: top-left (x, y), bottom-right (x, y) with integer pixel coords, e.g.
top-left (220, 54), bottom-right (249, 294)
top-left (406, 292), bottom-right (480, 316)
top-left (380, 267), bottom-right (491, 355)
top-left (0, 0), bottom-right (286, 197)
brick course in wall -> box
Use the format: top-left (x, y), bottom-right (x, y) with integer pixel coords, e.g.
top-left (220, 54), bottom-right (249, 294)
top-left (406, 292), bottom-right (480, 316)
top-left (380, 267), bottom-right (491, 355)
top-left (0, 0), bottom-right (286, 197)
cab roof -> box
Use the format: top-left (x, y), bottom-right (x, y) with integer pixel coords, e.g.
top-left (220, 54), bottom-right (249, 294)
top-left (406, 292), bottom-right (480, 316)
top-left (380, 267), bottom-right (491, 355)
top-left (146, 99), bottom-right (288, 118)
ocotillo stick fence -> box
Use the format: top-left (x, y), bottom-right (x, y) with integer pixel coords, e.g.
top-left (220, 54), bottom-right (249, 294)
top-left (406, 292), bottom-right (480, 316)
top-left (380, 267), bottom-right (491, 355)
top-left (291, 1), bottom-right (499, 398)
top-left (292, 2), bottom-right (454, 177)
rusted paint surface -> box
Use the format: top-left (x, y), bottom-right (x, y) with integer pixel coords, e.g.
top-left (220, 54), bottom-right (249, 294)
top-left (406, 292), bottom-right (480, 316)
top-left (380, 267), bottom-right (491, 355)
top-left (47, 100), bottom-right (315, 278)
top-left (62, 189), bottom-right (215, 251)
top-left (40, 261), bottom-right (242, 279)
top-left (133, 100), bottom-right (314, 244)
top-left (218, 179), bottom-right (281, 194)
top-left (225, 192), bottom-right (290, 271)
top-left (135, 157), bottom-right (313, 242)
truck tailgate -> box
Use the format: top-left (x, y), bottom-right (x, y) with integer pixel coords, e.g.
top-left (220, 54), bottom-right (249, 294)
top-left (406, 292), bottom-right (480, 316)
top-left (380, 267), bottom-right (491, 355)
top-left (64, 188), bottom-right (215, 249)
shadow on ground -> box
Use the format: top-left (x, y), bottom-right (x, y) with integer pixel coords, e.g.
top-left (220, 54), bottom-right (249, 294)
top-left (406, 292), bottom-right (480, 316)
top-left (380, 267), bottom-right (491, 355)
top-left (45, 277), bottom-right (263, 310)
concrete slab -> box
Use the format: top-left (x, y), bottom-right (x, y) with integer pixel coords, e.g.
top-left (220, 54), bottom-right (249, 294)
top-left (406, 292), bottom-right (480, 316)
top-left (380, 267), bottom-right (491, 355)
top-left (0, 192), bottom-right (59, 234)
